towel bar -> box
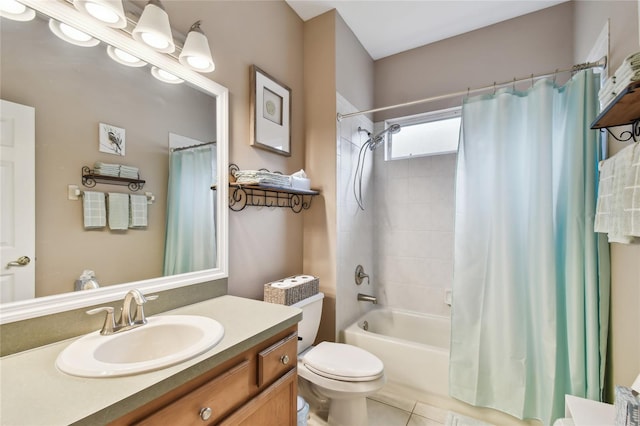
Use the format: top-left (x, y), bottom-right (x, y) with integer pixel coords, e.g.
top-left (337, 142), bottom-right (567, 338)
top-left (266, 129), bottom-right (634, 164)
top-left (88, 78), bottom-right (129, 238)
top-left (68, 185), bottom-right (154, 204)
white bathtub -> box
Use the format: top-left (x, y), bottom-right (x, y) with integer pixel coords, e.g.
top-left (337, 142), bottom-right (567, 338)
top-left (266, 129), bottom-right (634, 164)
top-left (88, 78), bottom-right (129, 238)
top-left (343, 308), bottom-right (450, 396)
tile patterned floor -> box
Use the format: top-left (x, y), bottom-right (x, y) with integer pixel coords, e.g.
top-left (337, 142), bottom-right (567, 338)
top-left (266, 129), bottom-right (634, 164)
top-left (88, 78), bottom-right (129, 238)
top-left (306, 382), bottom-right (451, 426)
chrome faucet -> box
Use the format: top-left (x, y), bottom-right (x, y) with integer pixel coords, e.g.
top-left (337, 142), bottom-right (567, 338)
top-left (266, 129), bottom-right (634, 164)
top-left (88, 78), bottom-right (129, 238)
top-left (357, 293), bottom-right (377, 304)
top-left (87, 289), bottom-right (158, 335)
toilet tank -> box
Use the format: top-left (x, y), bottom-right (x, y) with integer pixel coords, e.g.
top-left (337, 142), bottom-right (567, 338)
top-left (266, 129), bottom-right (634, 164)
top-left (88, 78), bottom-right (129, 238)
top-left (291, 292), bottom-right (324, 354)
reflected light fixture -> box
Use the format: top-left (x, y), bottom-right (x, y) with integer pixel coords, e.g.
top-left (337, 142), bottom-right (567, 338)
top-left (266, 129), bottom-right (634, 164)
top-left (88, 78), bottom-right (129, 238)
top-left (151, 66), bottom-right (183, 84)
top-left (179, 21), bottom-right (215, 73)
top-left (48, 19), bottom-right (100, 47)
top-left (0, 0), bottom-right (36, 21)
top-left (73, 0), bottom-right (127, 28)
top-left (106, 45), bottom-right (147, 67)
top-left (132, 0), bottom-right (175, 53)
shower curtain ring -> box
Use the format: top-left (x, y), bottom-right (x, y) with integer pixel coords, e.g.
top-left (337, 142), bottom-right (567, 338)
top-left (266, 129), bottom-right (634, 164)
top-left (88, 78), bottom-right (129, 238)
top-left (530, 73), bottom-right (534, 88)
top-left (553, 69), bottom-right (559, 85)
top-left (492, 82), bottom-right (496, 94)
top-left (512, 77), bottom-right (516, 91)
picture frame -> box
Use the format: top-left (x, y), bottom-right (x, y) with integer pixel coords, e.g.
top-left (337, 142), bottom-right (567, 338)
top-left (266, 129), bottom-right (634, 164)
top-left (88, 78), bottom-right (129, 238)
top-left (250, 65), bottom-right (291, 156)
top-left (98, 122), bottom-right (125, 156)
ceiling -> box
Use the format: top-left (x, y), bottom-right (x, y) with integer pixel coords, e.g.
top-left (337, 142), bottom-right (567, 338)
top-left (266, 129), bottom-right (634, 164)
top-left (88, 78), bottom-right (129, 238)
top-left (285, 0), bottom-right (567, 60)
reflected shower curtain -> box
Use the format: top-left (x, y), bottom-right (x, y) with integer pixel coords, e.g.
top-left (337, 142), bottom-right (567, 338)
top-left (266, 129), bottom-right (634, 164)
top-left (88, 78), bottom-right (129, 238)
top-left (164, 145), bottom-right (216, 275)
top-left (449, 70), bottom-right (610, 425)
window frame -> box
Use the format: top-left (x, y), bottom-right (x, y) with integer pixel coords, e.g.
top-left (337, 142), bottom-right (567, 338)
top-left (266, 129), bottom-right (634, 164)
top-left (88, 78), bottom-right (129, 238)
top-left (385, 106), bottom-right (461, 161)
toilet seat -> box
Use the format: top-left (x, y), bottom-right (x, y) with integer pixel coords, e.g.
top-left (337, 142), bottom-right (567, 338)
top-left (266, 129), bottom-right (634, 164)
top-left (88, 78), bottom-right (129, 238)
top-left (302, 342), bottom-right (384, 382)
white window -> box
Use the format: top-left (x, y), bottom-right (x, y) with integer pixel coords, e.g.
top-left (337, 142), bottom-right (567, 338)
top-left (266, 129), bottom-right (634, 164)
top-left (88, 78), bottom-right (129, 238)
top-left (386, 107), bottom-right (461, 160)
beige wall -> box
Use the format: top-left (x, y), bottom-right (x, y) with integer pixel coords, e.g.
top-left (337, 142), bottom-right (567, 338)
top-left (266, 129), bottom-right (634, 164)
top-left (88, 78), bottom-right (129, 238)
top-left (573, 0), bottom-right (640, 400)
top-left (373, 2), bottom-right (574, 121)
top-left (1, 16), bottom-right (216, 297)
top-left (303, 11), bottom-right (338, 343)
top-left (161, 1), bottom-right (306, 300)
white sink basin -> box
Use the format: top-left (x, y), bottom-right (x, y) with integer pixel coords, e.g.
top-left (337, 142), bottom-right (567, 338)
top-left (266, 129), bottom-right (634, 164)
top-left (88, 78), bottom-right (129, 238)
top-left (56, 315), bottom-right (224, 378)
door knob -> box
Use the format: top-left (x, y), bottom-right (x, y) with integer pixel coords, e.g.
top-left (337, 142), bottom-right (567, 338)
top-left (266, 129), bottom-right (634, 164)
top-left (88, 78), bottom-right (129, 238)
top-left (7, 256), bottom-right (30, 267)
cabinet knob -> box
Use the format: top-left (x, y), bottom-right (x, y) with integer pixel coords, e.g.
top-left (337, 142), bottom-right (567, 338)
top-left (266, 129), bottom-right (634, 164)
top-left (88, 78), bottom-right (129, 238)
top-left (199, 407), bottom-right (212, 421)
top-left (280, 354), bottom-right (290, 365)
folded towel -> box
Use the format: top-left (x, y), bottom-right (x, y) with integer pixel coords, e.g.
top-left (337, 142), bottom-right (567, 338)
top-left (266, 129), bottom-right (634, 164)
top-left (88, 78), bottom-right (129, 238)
top-left (108, 193), bottom-right (129, 230)
top-left (594, 159), bottom-right (615, 233)
top-left (622, 143), bottom-right (640, 237)
top-left (609, 144), bottom-right (635, 243)
top-left (129, 194), bottom-right (148, 228)
top-left (623, 51), bottom-right (640, 65)
top-left (83, 191), bottom-right (106, 229)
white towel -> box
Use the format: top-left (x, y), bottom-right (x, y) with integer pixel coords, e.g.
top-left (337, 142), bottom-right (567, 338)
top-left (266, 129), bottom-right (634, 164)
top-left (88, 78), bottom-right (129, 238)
top-left (83, 191), bottom-right (106, 229)
top-left (609, 144), bottom-right (635, 243)
top-left (108, 193), bottom-right (129, 230)
top-left (594, 159), bottom-right (615, 233)
top-left (622, 143), bottom-right (640, 237)
top-left (129, 194), bottom-right (148, 228)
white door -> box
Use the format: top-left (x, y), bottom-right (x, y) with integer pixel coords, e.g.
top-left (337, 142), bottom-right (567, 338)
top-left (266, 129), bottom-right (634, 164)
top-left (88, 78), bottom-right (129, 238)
top-left (0, 99), bottom-right (35, 302)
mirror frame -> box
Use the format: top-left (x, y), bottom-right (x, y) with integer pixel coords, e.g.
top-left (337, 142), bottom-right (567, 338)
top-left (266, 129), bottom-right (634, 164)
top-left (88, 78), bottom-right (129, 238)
top-left (0, 0), bottom-right (229, 324)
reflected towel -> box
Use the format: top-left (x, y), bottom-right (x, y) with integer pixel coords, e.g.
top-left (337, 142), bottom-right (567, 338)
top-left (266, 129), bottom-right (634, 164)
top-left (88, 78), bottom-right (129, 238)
top-left (129, 194), bottom-right (148, 228)
top-left (622, 143), bottom-right (640, 237)
top-left (83, 191), bottom-right (106, 229)
top-left (108, 193), bottom-right (129, 230)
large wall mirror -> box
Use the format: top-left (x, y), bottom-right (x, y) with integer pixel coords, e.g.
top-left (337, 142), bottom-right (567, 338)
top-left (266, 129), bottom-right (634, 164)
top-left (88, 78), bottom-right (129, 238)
top-left (0, 0), bottom-right (229, 323)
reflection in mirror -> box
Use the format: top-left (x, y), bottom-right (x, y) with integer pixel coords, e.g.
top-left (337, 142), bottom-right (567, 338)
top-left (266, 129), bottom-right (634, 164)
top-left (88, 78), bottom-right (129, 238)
top-left (0, 0), bottom-right (228, 323)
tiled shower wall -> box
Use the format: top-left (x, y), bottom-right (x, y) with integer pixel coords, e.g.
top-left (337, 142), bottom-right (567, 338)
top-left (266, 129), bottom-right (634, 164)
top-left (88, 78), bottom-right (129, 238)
top-left (372, 148), bottom-right (456, 317)
top-left (336, 93), bottom-right (377, 337)
top-left (336, 92), bottom-right (456, 332)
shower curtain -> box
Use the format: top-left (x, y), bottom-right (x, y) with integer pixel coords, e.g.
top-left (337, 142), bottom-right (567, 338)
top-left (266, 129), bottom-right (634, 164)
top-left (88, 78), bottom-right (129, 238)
top-left (164, 145), bottom-right (217, 275)
top-left (449, 70), bottom-right (610, 425)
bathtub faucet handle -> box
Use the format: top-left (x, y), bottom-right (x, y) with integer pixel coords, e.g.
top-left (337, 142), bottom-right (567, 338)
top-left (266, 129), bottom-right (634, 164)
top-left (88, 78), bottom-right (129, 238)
top-left (355, 265), bottom-right (370, 285)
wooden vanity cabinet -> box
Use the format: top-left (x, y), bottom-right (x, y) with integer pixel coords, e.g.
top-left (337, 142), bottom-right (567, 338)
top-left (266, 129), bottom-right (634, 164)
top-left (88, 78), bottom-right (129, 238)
top-left (111, 325), bottom-right (298, 426)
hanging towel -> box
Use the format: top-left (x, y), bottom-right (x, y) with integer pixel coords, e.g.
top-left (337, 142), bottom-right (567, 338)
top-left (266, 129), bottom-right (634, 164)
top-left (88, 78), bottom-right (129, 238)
top-left (108, 193), bottom-right (129, 230)
top-left (82, 191), bottom-right (106, 229)
top-left (609, 144), bottom-right (635, 243)
top-left (594, 159), bottom-right (615, 233)
top-left (622, 143), bottom-right (640, 237)
top-left (129, 194), bottom-right (148, 228)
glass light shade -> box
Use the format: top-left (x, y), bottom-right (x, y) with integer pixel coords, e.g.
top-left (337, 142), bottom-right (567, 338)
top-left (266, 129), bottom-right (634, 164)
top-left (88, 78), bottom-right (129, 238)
top-left (179, 24), bottom-right (215, 73)
top-left (106, 46), bottom-right (147, 67)
top-left (132, 1), bottom-right (175, 53)
top-left (0, 0), bottom-right (35, 21)
top-left (73, 0), bottom-right (126, 28)
top-left (48, 19), bottom-right (100, 47)
top-left (151, 66), bottom-right (183, 84)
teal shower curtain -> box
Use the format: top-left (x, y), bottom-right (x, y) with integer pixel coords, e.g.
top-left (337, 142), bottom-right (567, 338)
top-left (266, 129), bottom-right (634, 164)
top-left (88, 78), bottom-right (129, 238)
top-left (449, 70), bottom-right (610, 425)
top-left (164, 145), bottom-right (216, 275)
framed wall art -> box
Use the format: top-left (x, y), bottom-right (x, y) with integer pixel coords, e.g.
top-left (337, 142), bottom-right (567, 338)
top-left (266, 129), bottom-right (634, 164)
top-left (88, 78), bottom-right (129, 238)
top-left (98, 122), bottom-right (125, 156)
top-left (250, 65), bottom-right (291, 156)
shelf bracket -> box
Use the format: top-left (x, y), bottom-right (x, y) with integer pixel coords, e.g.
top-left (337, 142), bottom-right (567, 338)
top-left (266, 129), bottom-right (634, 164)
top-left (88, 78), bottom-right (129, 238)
top-left (601, 119), bottom-right (640, 143)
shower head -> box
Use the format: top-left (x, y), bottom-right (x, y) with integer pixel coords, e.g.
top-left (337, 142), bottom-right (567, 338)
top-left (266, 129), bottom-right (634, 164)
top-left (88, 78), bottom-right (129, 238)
top-left (367, 124), bottom-right (401, 151)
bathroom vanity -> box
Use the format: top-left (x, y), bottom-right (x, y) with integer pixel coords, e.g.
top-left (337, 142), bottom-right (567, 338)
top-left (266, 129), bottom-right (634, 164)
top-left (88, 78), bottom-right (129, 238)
top-left (0, 296), bottom-right (301, 425)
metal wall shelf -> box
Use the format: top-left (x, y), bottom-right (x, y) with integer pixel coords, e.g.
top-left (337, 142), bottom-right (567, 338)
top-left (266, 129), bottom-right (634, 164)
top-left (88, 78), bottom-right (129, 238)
top-left (224, 164), bottom-right (319, 213)
top-left (82, 166), bottom-right (145, 191)
top-left (591, 81), bottom-right (640, 142)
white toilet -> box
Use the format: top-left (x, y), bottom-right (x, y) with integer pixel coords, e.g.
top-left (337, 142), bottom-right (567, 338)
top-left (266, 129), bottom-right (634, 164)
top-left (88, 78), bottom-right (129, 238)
top-left (292, 292), bottom-right (385, 426)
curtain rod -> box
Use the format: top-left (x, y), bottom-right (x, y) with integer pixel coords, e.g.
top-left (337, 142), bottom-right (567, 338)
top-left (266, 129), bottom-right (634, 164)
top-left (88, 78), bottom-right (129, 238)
top-left (337, 56), bottom-right (607, 121)
top-left (170, 141), bottom-right (216, 152)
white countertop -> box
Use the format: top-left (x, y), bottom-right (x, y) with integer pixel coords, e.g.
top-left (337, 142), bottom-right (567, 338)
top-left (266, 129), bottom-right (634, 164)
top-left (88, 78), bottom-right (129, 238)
top-left (0, 295), bottom-right (301, 426)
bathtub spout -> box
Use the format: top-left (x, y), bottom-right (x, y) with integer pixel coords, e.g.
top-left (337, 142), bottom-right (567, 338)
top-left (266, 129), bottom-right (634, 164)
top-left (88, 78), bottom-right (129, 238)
top-left (357, 293), bottom-right (377, 304)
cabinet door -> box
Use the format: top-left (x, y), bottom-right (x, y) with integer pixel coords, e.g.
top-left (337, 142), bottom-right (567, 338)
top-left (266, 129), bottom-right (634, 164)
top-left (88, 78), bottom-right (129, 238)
top-left (136, 360), bottom-right (251, 426)
top-left (219, 368), bottom-right (297, 426)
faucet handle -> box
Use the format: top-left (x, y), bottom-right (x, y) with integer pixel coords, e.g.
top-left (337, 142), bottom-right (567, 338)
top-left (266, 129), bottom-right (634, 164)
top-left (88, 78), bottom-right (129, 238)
top-left (131, 294), bottom-right (159, 325)
top-left (87, 306), bottom-right (116, 335)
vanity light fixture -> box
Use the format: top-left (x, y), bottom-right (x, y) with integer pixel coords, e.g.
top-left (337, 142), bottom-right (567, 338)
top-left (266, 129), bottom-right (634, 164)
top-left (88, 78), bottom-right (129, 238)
top-left (179, 21), bottom-right (215, 73)
top-left (48, 19), bottom-right (100, 47)
top-left (106, 45), bottom-right (147, 67)
top-left (150, 66), bottom-right (183, 84)
top-left (0, 0), bottom-right (36, 21)
top-left (132, 0), bottom-right (175, 53)
top-left (73, 0), bottom-right (126, 28)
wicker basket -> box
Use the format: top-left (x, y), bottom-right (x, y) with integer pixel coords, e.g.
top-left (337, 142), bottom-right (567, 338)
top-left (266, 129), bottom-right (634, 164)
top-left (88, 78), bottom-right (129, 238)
top-left (264, 275), bottom-right (319, 306)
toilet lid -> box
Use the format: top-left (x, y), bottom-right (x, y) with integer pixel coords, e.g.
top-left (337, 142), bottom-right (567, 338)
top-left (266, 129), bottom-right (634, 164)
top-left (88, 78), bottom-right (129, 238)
top-left (302, 342), bottom-right (384, 382)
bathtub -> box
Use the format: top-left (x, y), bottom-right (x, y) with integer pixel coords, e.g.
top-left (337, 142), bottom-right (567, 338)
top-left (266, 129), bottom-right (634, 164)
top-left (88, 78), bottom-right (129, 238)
top-left (343, 308), bottom-right (450, 396)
